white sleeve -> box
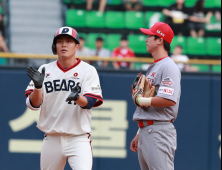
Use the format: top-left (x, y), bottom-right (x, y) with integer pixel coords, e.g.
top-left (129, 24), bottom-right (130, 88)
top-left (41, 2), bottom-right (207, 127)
top-left (82, 67), bottom-right (103, 107)
top-left (26, 96), bottom-right (41, 111)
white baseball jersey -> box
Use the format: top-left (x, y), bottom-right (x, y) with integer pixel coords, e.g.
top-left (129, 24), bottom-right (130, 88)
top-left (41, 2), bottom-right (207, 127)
top-left (25, 59), bottom-right (103, 135)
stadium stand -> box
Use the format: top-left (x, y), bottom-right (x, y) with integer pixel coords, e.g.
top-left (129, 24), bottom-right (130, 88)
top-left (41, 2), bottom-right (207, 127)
top-left (105, 11), bottom-right (124, 29)
top-left (191, 64), bottom-right (210, 72)
top-left (2, 0), bottom-right (221, 71)
top-left (85, 11), bottom-right (105, 28)
top-left (206, 37), bottom-right (221, 56)
top-left (128, 34), bottom-right (147, 53)
top-left (106, 34), bottom-right (122, 51)
top-left (64, 4), bottom-right (221, 59)
top-left (125, 11), bottom-right (144, 29)
top-left (187, 37), bottom-right (207, 56)
top-left (171, 36), bottom-right (188, 54)
top-left (66, 10), bottom-right (86, 27)
top-left (85, 33), bottom-right (107, 49)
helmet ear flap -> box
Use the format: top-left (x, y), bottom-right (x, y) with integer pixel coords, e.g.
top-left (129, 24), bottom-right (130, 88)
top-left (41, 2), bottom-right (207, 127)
top-left (52, 42), bottom-right (57, 55)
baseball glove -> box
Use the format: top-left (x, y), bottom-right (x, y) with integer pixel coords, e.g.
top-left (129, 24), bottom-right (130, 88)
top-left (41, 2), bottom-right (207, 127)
top-left (143, 78), bottom-right (156, 98)
top-left (131, 73), bottom-right (156, 107)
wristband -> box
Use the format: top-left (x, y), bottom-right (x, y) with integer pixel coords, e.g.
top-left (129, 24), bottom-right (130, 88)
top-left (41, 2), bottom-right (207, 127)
top-left (137, 97), bottom-right (152, 107)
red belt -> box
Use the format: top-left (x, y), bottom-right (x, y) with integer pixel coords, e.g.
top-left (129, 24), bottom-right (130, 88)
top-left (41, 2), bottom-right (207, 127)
top-left (138, 120), bottom-right (172, 128)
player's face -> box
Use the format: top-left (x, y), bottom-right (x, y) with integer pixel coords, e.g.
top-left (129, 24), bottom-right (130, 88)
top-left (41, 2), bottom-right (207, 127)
top-left (56, 35), bottom-right (79, 59)
top-left (145, 35), bottom-right (160, 53)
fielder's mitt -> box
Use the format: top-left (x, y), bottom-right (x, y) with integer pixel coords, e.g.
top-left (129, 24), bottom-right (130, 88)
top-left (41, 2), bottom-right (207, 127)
top-left (143, 78), bottom-right (156, 98)
top-left (131, 73), bottom-right (156, 107)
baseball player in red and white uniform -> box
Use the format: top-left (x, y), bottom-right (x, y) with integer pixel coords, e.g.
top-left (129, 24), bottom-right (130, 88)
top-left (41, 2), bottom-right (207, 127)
top-left (25, 27), bottom-right (103, 170)
top-left (130, 22), bottom-right (181, 170)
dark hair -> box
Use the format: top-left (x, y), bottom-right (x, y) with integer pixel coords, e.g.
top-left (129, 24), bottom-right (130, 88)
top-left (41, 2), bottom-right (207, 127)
top-left (154, 35), bottom-right (171, 52)
top-left (79, 37), bottom-right (85, 41)
top-left (194, 0), bottom-right (204, 12)
top-left (96, 37), bottom-right (104, 42)
top-left (121, 36), bottom-right (128, 41)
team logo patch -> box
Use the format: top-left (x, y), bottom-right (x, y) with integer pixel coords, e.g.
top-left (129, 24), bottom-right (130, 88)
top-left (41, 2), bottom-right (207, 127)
top-left (91, 84), bottom-right (101, 91)
top-left (159, 87), bottom-right (174, 96)
top-left (74, 73), bottom-right (78, 77)
top-left (151, 72), bottom-right (156, 78)
top-left (46, 74), bottom-right (51, 78)
top-left (161, 77), bottom-right (174, 87)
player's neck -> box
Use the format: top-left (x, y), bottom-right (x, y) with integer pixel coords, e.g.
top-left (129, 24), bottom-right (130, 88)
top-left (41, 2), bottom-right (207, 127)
top-left (58, 57), bottom-right (77, 68)
top-left (151, 49), bottom-right (169, 62)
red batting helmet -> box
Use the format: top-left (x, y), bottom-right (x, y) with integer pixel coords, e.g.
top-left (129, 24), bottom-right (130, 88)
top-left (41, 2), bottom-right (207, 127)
top-left (52, 26), bottom-right (80, 55)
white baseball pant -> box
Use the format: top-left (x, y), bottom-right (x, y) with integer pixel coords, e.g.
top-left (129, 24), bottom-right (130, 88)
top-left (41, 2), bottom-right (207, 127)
top-left (41, 133), bottom-right (92, 170)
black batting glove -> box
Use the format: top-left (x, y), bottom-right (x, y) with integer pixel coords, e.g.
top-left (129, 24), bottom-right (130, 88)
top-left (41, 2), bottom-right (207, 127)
top-left (66, 86), bottom-right (81, 102)
top-left (27, 67), bottom-right (45, 89)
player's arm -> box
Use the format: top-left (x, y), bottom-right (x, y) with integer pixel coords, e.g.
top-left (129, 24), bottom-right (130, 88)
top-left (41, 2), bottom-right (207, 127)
top-left (162, 9), bottom-right (172, 17)
top-left (29, 89), bottom-right (43, 108)
top-left (66, 86), bottom-right (97, 109)
top-left (75, 96), bottom-right (88, 108)
top-left (152, 97), bottom-right (176, 107)
top-left (26, 67), bottom-right (45, 108)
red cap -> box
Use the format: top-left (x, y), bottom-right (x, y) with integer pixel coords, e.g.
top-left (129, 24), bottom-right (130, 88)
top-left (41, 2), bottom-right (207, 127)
top-left (140, 22), bottom-right (174, 44)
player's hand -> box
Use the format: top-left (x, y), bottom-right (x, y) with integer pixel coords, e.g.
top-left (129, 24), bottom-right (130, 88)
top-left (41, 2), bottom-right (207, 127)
top-left (66, 86), bottom-right (81, 102)
top-left (27, 67), bottom-right (45, 89)
top-left (130, 134), bottom-right (139, 152)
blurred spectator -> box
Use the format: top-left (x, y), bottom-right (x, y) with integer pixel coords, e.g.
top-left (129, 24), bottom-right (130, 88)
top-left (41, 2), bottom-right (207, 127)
top-left (112, 36), bottom-right (135, 70)
top-left (123, 0), bottom-right (143, 11)
top-left (0, 14), bottom-right (9, 65)
top-left (0, 14), bottom-right (9, 53)
top-left (189, 0), bottom-right (213, 38)
top-left (76, 37), bottom-right (91, 57)
top-left (171, 45), bottom-right (199, 72)
top-left (162, 0), bottom-right (189, 35)
top-left (87, 0), bottom-right (107, 12)
top-left (206, 11), bottom-right (221, 32)
top-left (90, 37), bottom-right (111, 68)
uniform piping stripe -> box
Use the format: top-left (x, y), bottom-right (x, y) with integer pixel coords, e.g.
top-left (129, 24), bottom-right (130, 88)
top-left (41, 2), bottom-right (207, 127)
top-left (94, 101), bottom-right (103, 107)
top-left (84, 94), bottom-right (103, 101)
top-left (57, 59), bottom-right (81, 72)
top-left (72, 29), bottom-right (77, 38)
top-left (84, 93), bottom-right (103, 107)
top-left (25, 90), bottom-right (34, 97)
top-left (154, 56), bottom-right (168, 63)
top-left (55, 29), bottom-right (60, 36)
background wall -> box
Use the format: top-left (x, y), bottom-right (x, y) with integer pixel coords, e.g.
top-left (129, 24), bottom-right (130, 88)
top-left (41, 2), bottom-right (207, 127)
top-left (0, 69), bottom-right (221, 170)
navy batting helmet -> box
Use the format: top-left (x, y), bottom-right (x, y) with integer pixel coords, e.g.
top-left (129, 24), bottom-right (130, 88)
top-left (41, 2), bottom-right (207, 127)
top-left (52, 26), bottom-right (80, 55)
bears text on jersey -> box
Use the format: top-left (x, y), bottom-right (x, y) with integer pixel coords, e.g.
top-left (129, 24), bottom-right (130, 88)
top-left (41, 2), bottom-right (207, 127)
top-left (44, 79), bottom-right (81, 93)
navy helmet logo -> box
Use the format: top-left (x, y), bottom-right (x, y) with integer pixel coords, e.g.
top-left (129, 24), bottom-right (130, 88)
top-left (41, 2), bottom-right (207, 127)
top-left (62, 28), bottom-right (70, 34)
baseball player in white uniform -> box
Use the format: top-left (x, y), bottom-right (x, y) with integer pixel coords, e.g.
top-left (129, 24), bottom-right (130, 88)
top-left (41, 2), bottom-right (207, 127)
top-left (25, 27), bottom-right (103, 170)
top-left (130, 22), bottom-right (181, 170)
